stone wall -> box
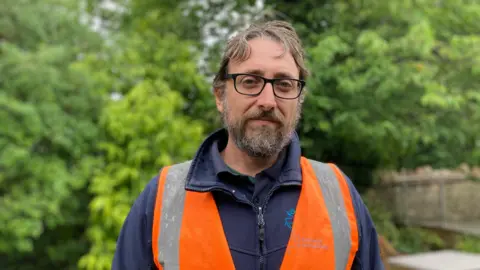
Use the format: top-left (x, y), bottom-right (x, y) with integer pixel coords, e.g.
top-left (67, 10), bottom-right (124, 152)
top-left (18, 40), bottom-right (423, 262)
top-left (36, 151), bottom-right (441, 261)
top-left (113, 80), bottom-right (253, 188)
top-left (374, 164), bottom-right (480, 224)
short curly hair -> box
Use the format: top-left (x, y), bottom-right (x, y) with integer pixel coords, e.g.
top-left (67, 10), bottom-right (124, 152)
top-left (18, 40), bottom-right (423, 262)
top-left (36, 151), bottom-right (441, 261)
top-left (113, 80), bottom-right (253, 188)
top-left (213, 20), bottom-right (309, 93)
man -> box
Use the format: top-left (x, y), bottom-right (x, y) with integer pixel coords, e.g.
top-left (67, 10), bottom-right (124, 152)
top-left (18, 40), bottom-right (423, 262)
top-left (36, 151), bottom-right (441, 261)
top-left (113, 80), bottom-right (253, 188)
top-left (113, 20), bottom-right (384, 270)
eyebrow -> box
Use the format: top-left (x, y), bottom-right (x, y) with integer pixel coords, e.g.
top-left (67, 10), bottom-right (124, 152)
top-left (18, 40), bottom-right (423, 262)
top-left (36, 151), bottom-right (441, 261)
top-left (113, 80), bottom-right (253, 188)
top-left (241, 69), bottom-right (297, 79)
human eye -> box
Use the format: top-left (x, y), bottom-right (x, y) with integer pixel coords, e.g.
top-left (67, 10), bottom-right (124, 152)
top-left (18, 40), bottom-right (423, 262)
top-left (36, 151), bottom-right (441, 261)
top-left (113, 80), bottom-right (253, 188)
top-left (275, 79), bottom-right (295, 92)
top-left (238, 75), bottom-right (262, 88)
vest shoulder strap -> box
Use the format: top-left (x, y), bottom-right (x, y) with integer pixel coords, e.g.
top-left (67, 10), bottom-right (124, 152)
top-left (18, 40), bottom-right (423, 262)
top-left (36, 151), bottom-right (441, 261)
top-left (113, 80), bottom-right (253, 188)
top-left (307, 159), bottom-right (359, 270)
top-left (152, 160), bottom-right (192, 269)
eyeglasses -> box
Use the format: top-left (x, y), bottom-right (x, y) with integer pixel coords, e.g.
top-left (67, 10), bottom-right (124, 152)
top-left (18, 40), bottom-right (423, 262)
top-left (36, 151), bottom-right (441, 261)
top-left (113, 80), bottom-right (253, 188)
top-left (225, 73), bottom-right (306, 100)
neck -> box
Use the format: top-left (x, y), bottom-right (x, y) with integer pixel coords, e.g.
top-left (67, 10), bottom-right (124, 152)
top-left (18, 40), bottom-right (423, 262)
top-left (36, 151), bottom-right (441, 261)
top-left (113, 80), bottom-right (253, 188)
top-left (221, 135), bottom-right (278, 177)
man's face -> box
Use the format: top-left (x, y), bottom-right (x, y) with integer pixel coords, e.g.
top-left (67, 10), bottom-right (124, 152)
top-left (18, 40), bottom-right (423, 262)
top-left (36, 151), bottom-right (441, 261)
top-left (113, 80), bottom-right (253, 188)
top-left (215, 38), bottom-right (303, 158)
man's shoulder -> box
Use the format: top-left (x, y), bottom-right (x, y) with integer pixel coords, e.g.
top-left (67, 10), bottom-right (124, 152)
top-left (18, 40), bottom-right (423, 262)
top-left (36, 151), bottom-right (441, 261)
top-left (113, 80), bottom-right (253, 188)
top-left (142, 159), bottom-right (194, 200)
top-left (148, 159), bottom-right (194, 183)
top-left (304, 157), bottom-right (327, 164)
top-left (303, 157), bottom-right (347, 176)
top-left (166, 159), bottom-right (194, 171)
top-left (303, 158), bottom-right (363, 205)
top-left (303, 157), bottom-right (340, 167)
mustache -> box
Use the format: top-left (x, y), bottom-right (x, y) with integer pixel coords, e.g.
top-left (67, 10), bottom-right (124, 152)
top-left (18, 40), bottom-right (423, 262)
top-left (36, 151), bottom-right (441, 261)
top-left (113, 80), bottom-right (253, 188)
top-left (246, 110), bottom-right (283, 123)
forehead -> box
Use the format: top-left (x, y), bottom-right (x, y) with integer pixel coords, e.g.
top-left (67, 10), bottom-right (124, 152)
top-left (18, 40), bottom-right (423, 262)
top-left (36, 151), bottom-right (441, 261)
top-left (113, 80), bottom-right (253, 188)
top-left (228, 38), bottom-right (299, 78)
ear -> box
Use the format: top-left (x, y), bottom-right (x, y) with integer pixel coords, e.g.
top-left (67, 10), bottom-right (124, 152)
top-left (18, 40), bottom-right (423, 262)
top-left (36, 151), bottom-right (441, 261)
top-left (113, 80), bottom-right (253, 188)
top-left (214, 87), bottom-right (225, 113)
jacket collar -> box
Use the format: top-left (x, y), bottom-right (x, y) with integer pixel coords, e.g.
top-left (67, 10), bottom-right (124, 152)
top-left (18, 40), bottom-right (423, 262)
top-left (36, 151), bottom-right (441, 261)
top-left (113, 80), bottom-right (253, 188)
top-left (185, 128), bottom-right (303, 191)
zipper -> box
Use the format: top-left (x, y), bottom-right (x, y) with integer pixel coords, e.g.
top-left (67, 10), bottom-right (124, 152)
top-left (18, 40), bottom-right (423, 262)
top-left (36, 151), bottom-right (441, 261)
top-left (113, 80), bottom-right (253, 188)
top-left (257, 206), bottom-right (266, 270)
top-left (255, 185), bottom-right (279, 270)
top-left (256, 182), bottom-right (299, 270)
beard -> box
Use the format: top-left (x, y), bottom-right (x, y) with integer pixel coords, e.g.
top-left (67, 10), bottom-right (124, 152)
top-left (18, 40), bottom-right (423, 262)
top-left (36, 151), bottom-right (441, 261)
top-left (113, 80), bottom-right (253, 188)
top-left (221, 98), bottom-right (302, 158)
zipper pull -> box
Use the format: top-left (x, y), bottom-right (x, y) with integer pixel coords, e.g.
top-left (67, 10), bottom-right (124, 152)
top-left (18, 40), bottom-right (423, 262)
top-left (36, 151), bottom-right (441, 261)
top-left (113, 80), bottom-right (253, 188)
top-left (258, 207), bottom-right (265, 241)
top-left (258, 207), bottom-right (265, 225)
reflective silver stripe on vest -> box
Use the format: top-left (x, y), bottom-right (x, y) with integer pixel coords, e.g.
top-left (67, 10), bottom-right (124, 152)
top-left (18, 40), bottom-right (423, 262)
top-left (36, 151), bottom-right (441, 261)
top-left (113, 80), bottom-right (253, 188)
top-left (155, 159), bottom-right (354, 270)
top-left (308, 159), bottom-right (353, 270)
top-left (157, 160), bottom-right (192, 269)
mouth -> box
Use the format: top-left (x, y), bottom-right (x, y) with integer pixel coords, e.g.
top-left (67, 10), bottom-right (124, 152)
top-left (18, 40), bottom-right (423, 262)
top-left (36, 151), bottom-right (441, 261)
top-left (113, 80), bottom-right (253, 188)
top-left (249, 119), bottom-right (279, 125)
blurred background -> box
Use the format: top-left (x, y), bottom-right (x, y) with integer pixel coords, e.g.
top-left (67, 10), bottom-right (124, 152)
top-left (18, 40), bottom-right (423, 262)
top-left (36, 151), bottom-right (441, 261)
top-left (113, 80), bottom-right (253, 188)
top-left (1, 0), bottom-right (479, 269)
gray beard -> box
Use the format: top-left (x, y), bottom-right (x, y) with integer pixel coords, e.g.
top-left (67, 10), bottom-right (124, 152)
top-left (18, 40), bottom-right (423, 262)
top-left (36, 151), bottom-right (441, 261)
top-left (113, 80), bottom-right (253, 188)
top-left (221, 99), bottom-right (301, 158)
top-left (235, 124), bottom-right (289, 158)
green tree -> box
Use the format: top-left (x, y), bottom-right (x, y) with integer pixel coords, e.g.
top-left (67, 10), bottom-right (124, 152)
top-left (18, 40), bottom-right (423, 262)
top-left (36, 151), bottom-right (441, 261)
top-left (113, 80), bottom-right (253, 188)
top-left (0, 0), bottom-right (103, 268)
top-left (266, 0), bottom-right (480, 188)
top-left (86, 0), bottom-right (268, 132)
top-left (77, 3), bottom-right (211, 269)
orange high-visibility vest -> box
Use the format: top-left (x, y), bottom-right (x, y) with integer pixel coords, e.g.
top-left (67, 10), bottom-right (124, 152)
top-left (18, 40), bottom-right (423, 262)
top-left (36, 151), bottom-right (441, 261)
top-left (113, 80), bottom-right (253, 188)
top-left (152, 157), bottom-right (359, 270)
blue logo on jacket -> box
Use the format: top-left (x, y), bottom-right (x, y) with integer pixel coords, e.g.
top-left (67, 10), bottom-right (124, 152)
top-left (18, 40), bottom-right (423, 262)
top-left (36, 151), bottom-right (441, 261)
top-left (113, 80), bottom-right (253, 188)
top-left (284, 208), bottom-right (295, 229)
top-left (284, 208), bottom-right (328, 250)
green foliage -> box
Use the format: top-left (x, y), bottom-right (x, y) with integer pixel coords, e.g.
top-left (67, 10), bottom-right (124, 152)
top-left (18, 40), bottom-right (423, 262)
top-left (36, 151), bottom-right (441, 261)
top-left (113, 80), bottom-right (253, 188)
top-left (266, 0), bottom-right (480, 188)
top-left (395, 227), bottom-right (446, 254)
top-left (77, 4), bottom-right (209, 268)
top-left (0, 0), bottom-right (103, 268)
top-left (456, 235), bottom-right (480, 253)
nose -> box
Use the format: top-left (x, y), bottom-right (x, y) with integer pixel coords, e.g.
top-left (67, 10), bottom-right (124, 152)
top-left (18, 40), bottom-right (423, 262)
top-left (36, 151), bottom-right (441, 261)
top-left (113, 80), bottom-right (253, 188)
top-left (256, 82), bottom-right (277, 110)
